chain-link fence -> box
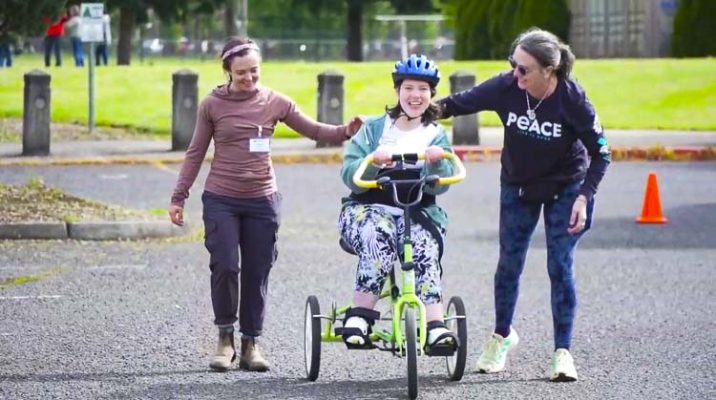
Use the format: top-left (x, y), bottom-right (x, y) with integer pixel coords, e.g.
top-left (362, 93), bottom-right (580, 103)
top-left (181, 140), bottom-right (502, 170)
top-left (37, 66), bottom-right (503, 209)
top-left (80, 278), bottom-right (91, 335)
top-left (14, 11), bottom-right (454, 63)
top-left (16, 36), bottom-right (454, 63)
top-left (135, 37), bottom-right (454, 61)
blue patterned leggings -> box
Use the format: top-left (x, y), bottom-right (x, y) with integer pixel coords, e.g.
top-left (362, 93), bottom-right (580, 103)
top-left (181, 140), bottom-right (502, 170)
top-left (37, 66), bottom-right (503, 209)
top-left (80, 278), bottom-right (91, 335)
top-left (495, 182), bottom-right (594, 350)
top-left (338, 203), bottom-right (445, 305)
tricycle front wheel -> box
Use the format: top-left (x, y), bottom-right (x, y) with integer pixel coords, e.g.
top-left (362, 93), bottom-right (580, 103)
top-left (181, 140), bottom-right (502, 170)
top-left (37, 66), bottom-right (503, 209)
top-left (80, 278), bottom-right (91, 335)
top-left (404, 308), bottom-right (418, 399)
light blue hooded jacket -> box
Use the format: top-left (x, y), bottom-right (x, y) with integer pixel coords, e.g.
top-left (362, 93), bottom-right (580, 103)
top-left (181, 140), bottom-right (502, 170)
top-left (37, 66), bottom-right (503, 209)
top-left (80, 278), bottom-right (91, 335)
top-left (340, 114), bottom-right (455, 231)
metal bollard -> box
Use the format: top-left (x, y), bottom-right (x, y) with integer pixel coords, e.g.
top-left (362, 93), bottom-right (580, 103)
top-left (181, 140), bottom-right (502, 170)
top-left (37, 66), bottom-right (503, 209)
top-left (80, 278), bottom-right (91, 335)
top-left (22, 70), bottom-right (51, 156)
top-left (172, 70), bottom-right (199, 151)
top-left (449, 72), bottom-right (479, 145)
top-left (316, 71), bottom-right (344, 148)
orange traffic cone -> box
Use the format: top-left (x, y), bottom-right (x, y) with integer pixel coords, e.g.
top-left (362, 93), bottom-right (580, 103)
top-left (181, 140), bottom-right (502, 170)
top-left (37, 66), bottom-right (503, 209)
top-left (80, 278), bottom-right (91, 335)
top-left (636, 172), bottom-right (668, 224)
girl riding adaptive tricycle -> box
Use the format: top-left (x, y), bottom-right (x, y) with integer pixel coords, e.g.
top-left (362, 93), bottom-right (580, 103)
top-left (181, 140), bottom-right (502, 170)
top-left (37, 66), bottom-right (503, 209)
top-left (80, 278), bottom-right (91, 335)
top-left (303, 55), bottom-right (468, 400)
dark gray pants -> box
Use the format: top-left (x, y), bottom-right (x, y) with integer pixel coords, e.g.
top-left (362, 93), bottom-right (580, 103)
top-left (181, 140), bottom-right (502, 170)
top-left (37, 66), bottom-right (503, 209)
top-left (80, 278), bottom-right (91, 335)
top-left (202, 191), bottom-right (281, 336)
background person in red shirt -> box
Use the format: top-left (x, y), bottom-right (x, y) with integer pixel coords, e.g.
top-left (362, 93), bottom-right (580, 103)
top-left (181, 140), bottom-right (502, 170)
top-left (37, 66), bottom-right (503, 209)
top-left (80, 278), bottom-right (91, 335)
top-left (43, 11), bottom-right (69, 67)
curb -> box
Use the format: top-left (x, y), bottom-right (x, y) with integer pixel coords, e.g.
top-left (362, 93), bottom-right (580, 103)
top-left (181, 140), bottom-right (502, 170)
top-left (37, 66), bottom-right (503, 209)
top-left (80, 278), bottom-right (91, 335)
top-left (0, 155), bottom-right (191, 167)
top-left (0, 153), bottom-right (347, 166)
top-left (609, 146), bottom-right (716, 161)
top-left (0, 222), bottom-right (69, 240)
top-left (0, 220), bottom-right (187, 241)
top-left (0, 146), bottom-right (714, 167)
top-left (452, 145), bottom-right (716, 162)
top-left (453, 146), bottom-right (503, 162)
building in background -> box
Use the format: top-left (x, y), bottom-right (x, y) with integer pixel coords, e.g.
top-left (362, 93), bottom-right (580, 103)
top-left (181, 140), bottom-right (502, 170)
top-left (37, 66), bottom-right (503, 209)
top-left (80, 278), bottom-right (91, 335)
top-left (569, 0), bottom-right (678, 58)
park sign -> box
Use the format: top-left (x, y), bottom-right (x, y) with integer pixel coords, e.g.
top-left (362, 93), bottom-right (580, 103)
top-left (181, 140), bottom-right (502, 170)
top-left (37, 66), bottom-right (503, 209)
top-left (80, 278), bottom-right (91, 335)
top-left (80, 2), bottom-right (105, 133)
top-left (79, 3), bottom-right (104, 43)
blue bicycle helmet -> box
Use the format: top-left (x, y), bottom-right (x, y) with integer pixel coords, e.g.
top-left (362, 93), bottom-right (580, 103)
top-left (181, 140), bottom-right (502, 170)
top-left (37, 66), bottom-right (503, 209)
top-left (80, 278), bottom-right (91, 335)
top-left (392, 54), bottom-right (440, 88)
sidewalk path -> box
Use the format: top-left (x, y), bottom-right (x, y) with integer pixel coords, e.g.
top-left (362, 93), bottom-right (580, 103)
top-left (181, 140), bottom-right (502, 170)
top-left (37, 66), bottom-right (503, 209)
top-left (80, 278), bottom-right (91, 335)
top-left (1, 127), bottom-right (715, 166)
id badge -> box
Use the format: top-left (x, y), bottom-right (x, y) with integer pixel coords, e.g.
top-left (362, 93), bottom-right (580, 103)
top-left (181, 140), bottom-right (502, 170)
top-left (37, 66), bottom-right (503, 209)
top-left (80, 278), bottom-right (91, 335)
top-left (379, 136), bottom-right (397, 146)
top-left (249, 125), bottom-right (270, 153)
top-left (249, 138), bottom-right (271, 153)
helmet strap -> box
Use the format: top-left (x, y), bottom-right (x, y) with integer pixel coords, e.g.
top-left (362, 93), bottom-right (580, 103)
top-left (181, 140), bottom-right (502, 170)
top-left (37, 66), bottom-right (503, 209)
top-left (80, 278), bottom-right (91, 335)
top-left (399, 112), bottom-right (422, 122)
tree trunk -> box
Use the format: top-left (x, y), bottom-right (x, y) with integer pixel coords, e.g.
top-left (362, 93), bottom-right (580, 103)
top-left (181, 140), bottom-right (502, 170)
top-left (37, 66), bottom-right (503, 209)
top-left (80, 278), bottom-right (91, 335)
top-left (117, 7), bottom-right (135, 65)
top-left (346, 0), bottom-right (362, 61)
top-left (224, 0), bottom-right (239, 38)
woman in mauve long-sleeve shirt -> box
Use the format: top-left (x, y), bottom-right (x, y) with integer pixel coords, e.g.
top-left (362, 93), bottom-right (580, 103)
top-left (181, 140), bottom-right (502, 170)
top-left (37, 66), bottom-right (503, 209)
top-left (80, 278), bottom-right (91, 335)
top-left (168, 37), bottom-right (361, 373)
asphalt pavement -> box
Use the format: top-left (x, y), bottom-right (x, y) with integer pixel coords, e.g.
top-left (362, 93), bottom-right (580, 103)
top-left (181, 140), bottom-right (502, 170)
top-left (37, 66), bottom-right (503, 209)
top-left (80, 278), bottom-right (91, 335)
top-left (1, 161), bottom-right (714, 399)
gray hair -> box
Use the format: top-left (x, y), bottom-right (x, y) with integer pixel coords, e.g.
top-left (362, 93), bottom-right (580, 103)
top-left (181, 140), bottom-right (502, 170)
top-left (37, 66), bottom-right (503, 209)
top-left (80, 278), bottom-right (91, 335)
top-left (512, 28), bottom-right (575, 80)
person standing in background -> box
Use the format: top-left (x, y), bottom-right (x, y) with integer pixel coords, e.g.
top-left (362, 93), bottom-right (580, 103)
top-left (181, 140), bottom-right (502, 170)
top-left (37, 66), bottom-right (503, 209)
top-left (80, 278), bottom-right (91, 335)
top-left (0, 31), bottom-right (17, 67)
top-left (64, 5), bottom-right (84, 67)
top-left (43, 11), bottom-right (68, 67)
top-left (95, 14), bottom-right (111, 66)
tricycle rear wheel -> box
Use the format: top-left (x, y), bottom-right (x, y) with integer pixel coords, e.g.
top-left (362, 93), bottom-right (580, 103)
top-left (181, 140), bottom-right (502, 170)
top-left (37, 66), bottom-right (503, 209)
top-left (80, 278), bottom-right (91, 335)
top-left (304, 296), bottom-right (321, 381)
top-left (445, 296), bottom-right (467, 381)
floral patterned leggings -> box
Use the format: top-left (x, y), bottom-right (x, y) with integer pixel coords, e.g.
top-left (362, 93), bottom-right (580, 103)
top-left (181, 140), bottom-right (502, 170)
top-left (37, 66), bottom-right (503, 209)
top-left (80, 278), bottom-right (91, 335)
top-left (338, 203), bottom-right (445, 305)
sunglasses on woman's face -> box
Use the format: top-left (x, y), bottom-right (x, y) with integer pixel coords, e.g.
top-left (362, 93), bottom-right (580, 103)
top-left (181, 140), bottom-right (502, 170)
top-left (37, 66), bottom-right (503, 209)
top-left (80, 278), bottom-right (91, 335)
top-left (508, 56), bottom-right (531, 76)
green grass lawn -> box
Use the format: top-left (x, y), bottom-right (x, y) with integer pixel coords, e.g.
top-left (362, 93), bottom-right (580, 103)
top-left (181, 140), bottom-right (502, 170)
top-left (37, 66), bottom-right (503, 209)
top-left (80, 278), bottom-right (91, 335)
top-left (1, 55), bottom-right (715, 137)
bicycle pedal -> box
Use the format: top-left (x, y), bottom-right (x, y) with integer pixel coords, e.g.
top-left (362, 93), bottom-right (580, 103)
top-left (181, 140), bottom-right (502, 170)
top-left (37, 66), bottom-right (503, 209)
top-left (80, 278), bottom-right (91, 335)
top-left (336, 327), bottom-right (375, 350)
top-left (425, 343), bottom-right (457, 357)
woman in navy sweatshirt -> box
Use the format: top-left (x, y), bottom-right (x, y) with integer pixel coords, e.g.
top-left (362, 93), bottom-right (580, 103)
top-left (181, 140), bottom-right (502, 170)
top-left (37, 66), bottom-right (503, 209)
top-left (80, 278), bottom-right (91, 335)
top-left (438, 28), bottom-right (611, 382)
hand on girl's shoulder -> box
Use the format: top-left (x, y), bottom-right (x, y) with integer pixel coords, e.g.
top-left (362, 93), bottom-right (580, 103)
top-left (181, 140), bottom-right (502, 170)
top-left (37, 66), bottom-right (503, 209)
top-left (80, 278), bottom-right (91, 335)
top-left (346, 115), bottom-right (366, 138)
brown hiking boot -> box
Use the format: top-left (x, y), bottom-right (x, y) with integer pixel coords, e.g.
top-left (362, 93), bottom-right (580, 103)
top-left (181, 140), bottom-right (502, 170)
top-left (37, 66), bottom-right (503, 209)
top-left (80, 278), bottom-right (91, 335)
top-left (239, 337), bottom-right (270, 372)
top-left (209, 330), bottom-right (236, 372)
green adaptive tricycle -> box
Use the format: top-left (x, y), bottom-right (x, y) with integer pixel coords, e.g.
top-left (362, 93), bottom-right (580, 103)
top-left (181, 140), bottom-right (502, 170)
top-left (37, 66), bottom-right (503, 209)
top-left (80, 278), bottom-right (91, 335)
top-left (304, 152), bottom-right (468, 399)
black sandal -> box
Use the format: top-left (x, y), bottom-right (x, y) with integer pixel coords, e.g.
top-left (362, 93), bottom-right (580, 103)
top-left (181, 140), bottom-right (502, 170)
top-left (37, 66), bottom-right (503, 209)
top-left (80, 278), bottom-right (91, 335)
top-left (334, 307), bottom-right (380, 350)
top-left (424, 321), bottom-right (460, 356)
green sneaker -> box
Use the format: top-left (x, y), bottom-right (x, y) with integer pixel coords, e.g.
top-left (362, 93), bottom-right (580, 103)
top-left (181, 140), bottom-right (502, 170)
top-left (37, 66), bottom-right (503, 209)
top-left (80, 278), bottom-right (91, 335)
top-left (549, 348), bottom-right (578, 382)
top-left (475, 329), bottom-right (519, 373)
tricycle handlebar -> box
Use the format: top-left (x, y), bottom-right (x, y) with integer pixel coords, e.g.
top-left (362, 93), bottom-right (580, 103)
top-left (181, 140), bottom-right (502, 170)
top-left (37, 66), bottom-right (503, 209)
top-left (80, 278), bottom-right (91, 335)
top-left (352, 152), bottom-right (466, 189)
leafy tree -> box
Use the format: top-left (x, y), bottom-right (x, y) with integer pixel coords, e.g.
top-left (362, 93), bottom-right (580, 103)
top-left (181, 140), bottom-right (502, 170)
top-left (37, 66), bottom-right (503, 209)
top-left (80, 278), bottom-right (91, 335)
top-left (346, 0), bottom-right (436, 61)
top-left (390, 0), bottom-right (435, 13)
top-left (0, 0), bottom-right (68, 45)
top-left (672, 0), bottom-right (716, 57)
top-left (449, 0), bottom-right (491, 60)
top-left (512, 0), bottom-right (570, 46)
top-left (487, 0), bottom-right (520, 59)
top-left (270, 0), bottom-right (434, 61)
top-left (346, 0), bottom-right (362, 61)
top-left (106, 0), bottom-right (223, 65)
top-left (223, 0), bottom-right (239, 37)
top-left (449, 0), bottom-right (570, 60)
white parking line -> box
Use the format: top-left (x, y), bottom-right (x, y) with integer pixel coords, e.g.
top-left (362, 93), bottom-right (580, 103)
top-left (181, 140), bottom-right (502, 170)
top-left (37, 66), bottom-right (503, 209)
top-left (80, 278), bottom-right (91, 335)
top-left (0, 266), bottom-right (50, 271)
top-left (99, 174), bottom-right (129, 180)
top-left (0, 295), bottom-right (64, 300)
top-left (86, 264), bottom-right (147, 271)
